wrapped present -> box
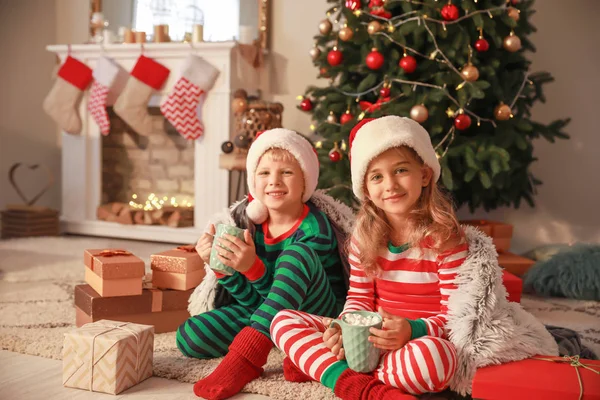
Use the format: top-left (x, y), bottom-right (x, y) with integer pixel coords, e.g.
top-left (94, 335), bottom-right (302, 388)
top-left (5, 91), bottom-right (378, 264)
top-left (472, 355), bottom-right (600, 400)
top-left (502, 270), bottom-right (522, 303)
top-left (498, 252), bottom-right (536, 277)
top-left (150, 245), bottom-right (205, 291)
top-left (62, 320), bottom-right (154, 395)
top-left (74, 283), bottom-right (192, 333)
top-left (84, 249), bottom-right (145, 297)
top-left (462, 220), bottom-right (513, 253)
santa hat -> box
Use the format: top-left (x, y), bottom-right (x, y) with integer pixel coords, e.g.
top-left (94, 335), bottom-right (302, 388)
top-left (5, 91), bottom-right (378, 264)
top-left (245, 128), bottom-right (319, 224)
top-left (349, 115), bottom-right (440, 201)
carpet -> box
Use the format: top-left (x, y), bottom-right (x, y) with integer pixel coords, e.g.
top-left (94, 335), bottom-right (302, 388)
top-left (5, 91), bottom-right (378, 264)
top-left (1, 237), bottom-right (600, 399)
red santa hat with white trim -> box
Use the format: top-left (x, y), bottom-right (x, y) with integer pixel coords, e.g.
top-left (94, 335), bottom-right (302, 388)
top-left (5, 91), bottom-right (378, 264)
top-left (245, 128), bottom-right (319, 224)
top-left (348, 115), bottom-right (441, 201)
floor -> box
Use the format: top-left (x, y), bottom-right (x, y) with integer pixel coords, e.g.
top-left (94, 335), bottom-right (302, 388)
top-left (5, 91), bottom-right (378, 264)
top-left (0, 351), bottom-right (270, 400)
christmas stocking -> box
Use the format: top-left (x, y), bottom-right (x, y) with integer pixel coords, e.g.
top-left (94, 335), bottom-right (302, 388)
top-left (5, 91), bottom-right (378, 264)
top-left (114, 55), bottom-right (170, 135)
top-left (160, 54), bottom-right (219, 140)
top-left (88, 56), bottom-right (120, 135)
top-left (43, 56), bottom-right (93, 135)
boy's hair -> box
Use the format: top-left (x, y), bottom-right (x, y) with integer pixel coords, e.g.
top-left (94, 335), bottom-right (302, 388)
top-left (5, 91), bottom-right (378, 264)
top-left (351, 146), bottom-right (462, 277)
top-left (259, 148), bottom-right (297, 164)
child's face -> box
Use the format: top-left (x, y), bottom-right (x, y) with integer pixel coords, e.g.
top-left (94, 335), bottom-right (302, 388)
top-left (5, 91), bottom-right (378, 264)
top-left (364, 147), bottom-right (432, 220)
top-left (254, 151), bottom-right (305, 215)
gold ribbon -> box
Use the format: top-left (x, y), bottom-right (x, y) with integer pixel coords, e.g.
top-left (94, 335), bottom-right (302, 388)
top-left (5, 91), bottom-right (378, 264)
top-left (175, 245), bottom-right (196, 253)
top-left (532, 355), bottom-right (600, 400)
top-left (97, 249), bottom-right (132, 257)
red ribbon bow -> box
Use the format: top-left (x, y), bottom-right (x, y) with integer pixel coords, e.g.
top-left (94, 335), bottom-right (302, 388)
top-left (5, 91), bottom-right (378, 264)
top-left (97, 249), bottom-right (132, 257)
top-left (359, 96), bottom-right (391, 113)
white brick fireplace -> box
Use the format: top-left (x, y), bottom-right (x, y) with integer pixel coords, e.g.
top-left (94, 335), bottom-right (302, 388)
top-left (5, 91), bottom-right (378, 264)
top-left (46, 42), bottom-right (252, 243)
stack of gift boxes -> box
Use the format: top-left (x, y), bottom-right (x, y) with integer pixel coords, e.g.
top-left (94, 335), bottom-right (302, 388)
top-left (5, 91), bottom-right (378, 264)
top-left (63, 245), bottom-right (205, 395)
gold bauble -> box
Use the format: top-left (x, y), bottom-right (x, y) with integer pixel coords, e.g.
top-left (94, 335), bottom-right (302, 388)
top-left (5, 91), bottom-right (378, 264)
top-left (327, 112), bottom-right (338, 123)
top-left (232, 98), bottom-right (248, 114)
top-left (461, 64), bottom-right (480, 82)
top-left (503, 34), bottom-right (522, 52)
top-left (367, 21), bottom-right (382, 35)
top-left (309, 46), bottom-right (321, 61)
top-left (494, 103), bottom-right (512, 121)
top-left (319, 19), bottom-right (333, 35)
top-left (410, 104), bottom-right (429, 123)
top-left (339, 26), bottom-right (354, 41)
top-left (507, 7), bottom-right (520, 21)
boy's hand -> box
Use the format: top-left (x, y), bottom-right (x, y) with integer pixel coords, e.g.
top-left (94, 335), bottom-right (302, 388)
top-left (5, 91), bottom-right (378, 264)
top-left (196, 224), bottom-right (216, 265)
top-left (322, 317), bottom-right (345, 360)
top-left (368, 307), bottom-right (412, 351)
top-left (215, 230), bottom-right (256, 273)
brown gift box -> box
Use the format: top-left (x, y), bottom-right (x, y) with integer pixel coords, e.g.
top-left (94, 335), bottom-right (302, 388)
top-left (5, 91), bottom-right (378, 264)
top-left (498, 252), bottom-right (536, 277)
top-left (84, 249), bottom-right (145, 297)
top-left (150, 245), bottom-right (205, 290)
top-left (462, 220), bottom-right (514, 253)
top-left (75, 284), bottom-right (192, 333)
top-left (62, 320), bottom-right (153, 395)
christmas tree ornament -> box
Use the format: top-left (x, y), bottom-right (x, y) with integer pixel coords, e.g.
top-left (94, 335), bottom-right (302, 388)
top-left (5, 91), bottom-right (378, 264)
top-left (233, 133), bottom-right (251, 149)
top-left (367, 21), bottom-right (382, 35)
top-left (368, 0), bottom-right (391, 19)
top-left (454, 113), bottom-right (472, 130)
top-left (461, 64), bottom-right (479, 82)
top-left (88, 56), bottom-right (122, 136)
top-left (114, 55), bottom-right (170, 136)
top-left (340, 110), bottom-right (354, 124)
top-left (320, 67), bottom-right (329, 77)
top-left (339, 26), bottom-right (354, 41)
top-left (441, 3), bottom-right (459, 21)
top-left (503, 32), bottom-right (522, 52)
top-left (399, 54), bottom-right (417, 73)
top-left (366, 48), bottom-right (384, 70)
top-left (410, 104), bottom-right (429, 123)
top-left (300, 98), bottom-right (313, 111)
top-left (319, 19), bottom-right (333, 35)
top-left (327, 47), bottom-right (343, 66)
top-left (475, 37), bottom-right (490, 52)
top-left (494, 103), bottom-right (512, 121)
top-left (221, 141), bottom-right (234, 154)
top-left (43, 56), bottom-right (93, 135)
top-left (309, 46), bottom-right (321, 61)
top-left (345, 0), bottom-right (361, 12)
top-left (379, 84), bottom-right (391, 98)
top-left (233, 89), bottom-right (248, 99)
top-left (232, 97), bottom-right (249, 114)
top-left (327, 112), bottom-right (338, 124)
top-left (508, 7), bottom-right (520, 21)
top-left (328, 142), bottom-right (342, 162)
top-left (511, 0), bottom-right (520, 4)
top-left (160, 54), bottom-right (219, 140)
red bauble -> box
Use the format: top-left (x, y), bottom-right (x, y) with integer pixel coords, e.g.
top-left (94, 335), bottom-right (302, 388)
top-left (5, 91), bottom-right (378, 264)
top-left (454, 114), bottom-right (472, 130)
top-left (474, 38), bottom-right (490, 52)
top-left (340, 112), bottom-right (354, 124)
top-left (380, 86), bottom-right (391, 97)
top-left (441, 4), bottom-right (460, 21)
top-left (366, 50), bottom-right (384, 70)
top-left (329, 150), bottom-right (342, 162)
top-left (345, 0), bottom-right (361, 11)
top-left (300, 98), bottom-right (313, 112)
top-left (369, 0), bottom-right (384, 6)
top-left (320, 67), bottom-right (329, 77)
top-left (399, 55), bottom-right (417, 73)
top-left (327, 49), bottom-right (343, 67)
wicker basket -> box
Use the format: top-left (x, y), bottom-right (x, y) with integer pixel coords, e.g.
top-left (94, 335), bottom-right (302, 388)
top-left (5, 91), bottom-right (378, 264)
top-left (234, 100), bottom-right (284, 140)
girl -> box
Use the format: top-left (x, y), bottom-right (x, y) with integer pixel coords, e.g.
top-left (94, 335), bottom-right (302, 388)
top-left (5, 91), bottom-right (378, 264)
top-left (270, 116), bottom-right (467, 399)
top-left (177, 128), bottom-right (350, 400)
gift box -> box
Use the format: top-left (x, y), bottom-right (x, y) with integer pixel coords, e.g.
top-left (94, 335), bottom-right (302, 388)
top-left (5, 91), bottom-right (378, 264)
top-left (462, 220), bottom-right (513, 253)
top-left (498, 252), bottom-right (536, 277)
top-left (62, 320), bottom-right (154, 395)
top-left (74, 283), bottom-right (192, 333)
top-left (84, 249), bottom-right (145, 297)
top-left (502, 270), bottom-right (522, 303)
top-left (472, 355), bottom-right (600, 400)
top-left (150, 245), bottom-right (205, 291)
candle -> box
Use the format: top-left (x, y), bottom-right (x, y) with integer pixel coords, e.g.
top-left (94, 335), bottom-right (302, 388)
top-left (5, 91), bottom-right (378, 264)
top-left (192, 24), bottom-right (204, 43)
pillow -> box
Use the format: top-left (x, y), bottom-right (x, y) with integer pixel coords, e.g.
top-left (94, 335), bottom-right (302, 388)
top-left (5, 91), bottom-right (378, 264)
top-left (523, 244), bottom-right (600, 301)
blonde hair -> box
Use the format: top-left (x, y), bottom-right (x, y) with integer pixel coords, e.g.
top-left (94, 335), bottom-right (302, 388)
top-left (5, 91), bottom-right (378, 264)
top-left (352, 146), bottom-right (461, 277)
top-left (259, 148), bottom-right (297, 164)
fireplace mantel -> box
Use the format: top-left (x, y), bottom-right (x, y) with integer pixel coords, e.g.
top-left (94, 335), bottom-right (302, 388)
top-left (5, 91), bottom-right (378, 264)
top-left (47, 42), bottom-right (252, 243)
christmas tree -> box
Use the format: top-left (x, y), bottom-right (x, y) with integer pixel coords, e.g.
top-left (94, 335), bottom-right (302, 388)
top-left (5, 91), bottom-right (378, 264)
top-left (301, 0), bottom-right (569, 210)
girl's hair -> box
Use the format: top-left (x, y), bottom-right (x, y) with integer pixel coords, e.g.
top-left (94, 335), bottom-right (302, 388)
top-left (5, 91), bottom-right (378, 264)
top-left (352, 146), bottom-right (461, 277)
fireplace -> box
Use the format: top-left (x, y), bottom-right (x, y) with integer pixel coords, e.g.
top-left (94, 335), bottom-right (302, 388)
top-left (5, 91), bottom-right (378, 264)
top-left (46, 42), bottom-right (253, 243)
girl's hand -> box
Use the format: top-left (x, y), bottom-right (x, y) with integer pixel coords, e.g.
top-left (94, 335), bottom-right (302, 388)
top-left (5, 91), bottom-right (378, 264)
top-left (215, 230), bottom-right (256, 273)
top-left (322, 317), bottom-right (345, 360)
top-left (368, 307), bottom-right (412, 351)
top-left (196, 224), bottom-right (216, 265)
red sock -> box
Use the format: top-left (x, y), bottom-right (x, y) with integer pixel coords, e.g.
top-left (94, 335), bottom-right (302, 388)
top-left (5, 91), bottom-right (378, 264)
top-left (334, 369), bottom-right (416, 400)
top-left (283, 356), bottom-right (313, 383)
top-left (193, 327), bottom-right (273, 399)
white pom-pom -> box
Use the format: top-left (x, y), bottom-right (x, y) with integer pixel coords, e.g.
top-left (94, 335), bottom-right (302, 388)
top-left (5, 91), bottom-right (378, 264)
top-left (246, 199), bottom-right (269, 224)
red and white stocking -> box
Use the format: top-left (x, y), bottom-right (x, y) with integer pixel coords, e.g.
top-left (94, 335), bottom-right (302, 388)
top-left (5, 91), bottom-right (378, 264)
top-left (88, 56), bottom-right (120, 135)
top-left (160, 54), bottom-right (219, 140)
